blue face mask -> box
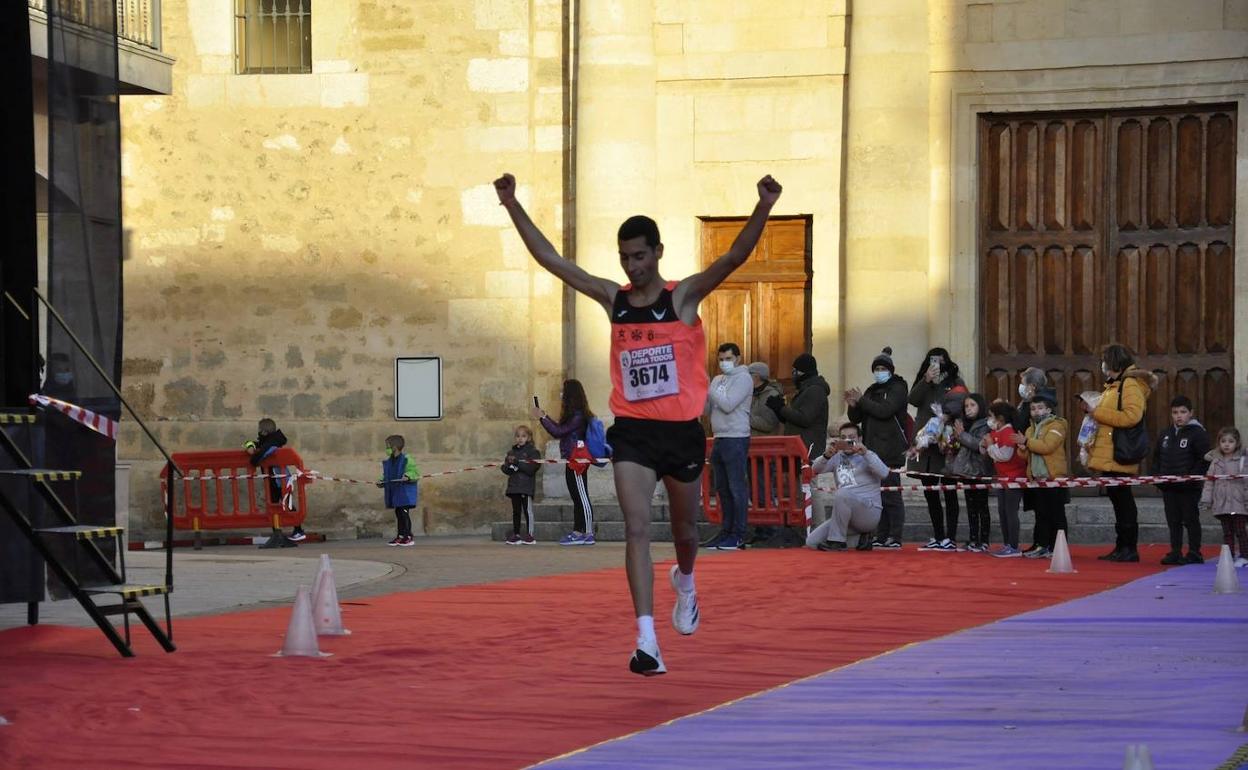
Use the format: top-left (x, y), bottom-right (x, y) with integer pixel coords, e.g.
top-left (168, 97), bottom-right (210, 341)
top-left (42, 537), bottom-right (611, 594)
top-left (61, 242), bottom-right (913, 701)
top-left (53, 372), bottom-right (73, 386)
top-left (872, 370), bottom-right (891, 385)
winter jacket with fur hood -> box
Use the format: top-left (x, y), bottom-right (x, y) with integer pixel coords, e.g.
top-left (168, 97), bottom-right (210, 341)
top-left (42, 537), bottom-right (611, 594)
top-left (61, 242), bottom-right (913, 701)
top-left (1201, 450), bottom-right (1248, 514)
top-left (1087, 367), bottom-right (1158, 474)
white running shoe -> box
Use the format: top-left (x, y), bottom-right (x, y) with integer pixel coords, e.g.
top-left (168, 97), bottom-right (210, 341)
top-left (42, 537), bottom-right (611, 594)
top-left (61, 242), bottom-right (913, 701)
top-left (629, 635), bottom-right (666, 676)
top-left (918, 538), bottom-right (942, 551)
top-left (668, 564), bottom-right (700, 635)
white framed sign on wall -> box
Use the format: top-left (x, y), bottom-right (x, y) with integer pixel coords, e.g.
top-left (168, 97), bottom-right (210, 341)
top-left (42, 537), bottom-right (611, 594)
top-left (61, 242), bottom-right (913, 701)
top-left (394, 357), bottom-right (442, 420)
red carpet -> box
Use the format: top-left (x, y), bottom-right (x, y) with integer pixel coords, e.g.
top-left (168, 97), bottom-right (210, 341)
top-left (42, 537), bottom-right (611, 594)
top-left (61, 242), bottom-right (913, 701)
top-left (0, 546), bottom-right (1163, 769)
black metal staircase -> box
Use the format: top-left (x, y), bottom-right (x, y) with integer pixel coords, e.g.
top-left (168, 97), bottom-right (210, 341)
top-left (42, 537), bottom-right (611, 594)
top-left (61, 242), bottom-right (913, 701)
top-left (2, 289), bottom-right (181, 657)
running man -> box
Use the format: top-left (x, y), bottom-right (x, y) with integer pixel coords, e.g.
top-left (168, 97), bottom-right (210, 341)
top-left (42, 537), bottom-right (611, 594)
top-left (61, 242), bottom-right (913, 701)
top-left (493, 172), bottom-right (783, 675)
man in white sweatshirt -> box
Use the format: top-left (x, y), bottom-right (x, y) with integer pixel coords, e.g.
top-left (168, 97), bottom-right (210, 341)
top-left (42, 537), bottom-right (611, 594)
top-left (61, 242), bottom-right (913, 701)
top-left (706, 342), bottom-right (754, 550)
top-left (807, 423), bottom-right (890, 551)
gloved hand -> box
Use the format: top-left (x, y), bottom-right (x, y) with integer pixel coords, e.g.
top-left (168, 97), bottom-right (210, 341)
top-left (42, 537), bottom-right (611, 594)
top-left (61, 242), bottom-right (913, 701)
top-left (765, 394), bottom-right (785, 416)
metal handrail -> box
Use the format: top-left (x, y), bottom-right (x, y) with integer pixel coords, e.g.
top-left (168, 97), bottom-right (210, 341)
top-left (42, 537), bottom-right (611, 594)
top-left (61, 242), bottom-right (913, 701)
top-left (29, 288), bottom-right (181, 478)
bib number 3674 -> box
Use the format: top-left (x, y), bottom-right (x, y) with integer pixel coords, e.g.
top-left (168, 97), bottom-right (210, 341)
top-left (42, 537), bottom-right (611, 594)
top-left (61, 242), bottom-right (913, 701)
top-left (619, 344), bottom-right (680, 402)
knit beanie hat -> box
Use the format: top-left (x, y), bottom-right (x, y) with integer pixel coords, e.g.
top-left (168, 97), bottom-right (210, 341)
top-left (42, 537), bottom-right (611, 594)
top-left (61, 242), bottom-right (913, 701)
top-left (793, 353), bottom-right (818, 375)
top-left (871, 347), bottom-right (895, 374)
top-left (747, 362), bottom-right (770, 379)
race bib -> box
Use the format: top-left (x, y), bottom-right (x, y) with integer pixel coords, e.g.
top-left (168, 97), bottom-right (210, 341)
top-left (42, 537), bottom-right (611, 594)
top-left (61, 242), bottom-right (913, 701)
top-left (835, 462), bottom-right (857, 489)
top-left (619, 344), bottom-right (679, 402)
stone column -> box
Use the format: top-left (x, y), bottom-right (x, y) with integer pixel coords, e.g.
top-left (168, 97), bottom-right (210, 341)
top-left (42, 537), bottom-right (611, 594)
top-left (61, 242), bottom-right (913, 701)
top-left (573, 0), bottom-right (656, 418)
top-left (842, 0), bottom-right (933, 383)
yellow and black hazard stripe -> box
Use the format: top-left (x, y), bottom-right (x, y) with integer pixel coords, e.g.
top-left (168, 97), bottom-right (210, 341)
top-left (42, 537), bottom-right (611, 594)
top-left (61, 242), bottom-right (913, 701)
top-left (85, 584), bottom-right (170, 599)
top-left (0, 469), bottom-right (83, 482)
top-left (74, 526), bottom-right (123, 541)
top-left (0, 413), bottom-right (37, 424)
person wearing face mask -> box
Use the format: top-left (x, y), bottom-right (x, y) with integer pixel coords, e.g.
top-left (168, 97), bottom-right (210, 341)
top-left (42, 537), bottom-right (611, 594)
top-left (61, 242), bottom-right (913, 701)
top-left (41, 352), bottom-right (78, 402)
top-left (704, 342), bottom-right (754, 550)
top-left (1012, 367), bottom-right (1049, 433)
top-left (1084, 343), bottom-right (1157, 563)
top-left (766, 353), bottom-right (831, 463)
top-left (846, 347), bottom-right (910, 549)
top-left (1016, 389), bottom-right (1069, 558)
top-left (377, 434), bottom-right (420, 547)
top-left (909, 348), bottom-right (968, 551)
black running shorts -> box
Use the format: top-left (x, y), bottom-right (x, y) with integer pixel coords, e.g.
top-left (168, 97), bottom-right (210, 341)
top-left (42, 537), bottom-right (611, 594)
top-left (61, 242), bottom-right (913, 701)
top-left (607, 417), bottom-right (706, 483)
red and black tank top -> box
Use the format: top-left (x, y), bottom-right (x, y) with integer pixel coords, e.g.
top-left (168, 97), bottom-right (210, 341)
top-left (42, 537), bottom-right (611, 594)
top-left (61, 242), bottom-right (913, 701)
top-left (608, 281), bottom-right (708, 422)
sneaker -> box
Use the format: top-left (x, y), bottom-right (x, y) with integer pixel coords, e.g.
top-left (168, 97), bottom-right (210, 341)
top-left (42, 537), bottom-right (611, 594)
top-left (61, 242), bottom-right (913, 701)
top-left (1160, 551), bottom-right (1185, 565)
top-left (817, 540), bottom-right (848, 552)
top-left (700, 531), bottom-right (724, 548)
top-left (856, 534), bottom-right (874, 551)
top-left (936, 538), bottom-right (958, 552)
top-left (580, 533), bottom-right (596, 546)
top-left (1234, 556), bottom-right (1248, 568)
top-left (668, 564), bottom-right (699, 635)
top-left (629, 636), bottom-right (666, 676)
top-left (966, 542), bottom-right (983, 553)
top-left (918, 538), bottom-right (942, 551)
top-left (1184, 551), bottom-right (1205, 565)
top-left (559, 532), bottom-right (584, 546)
top-left (505, 533), bottom-right (521, 545)
top-left (398, 536), bottom-right (415, 547)
top-left (714, 536), bottom-right (742, 551)
top-left (288, 529), bottom-right (307, 542)
top-left (991, 545), bottom-right (1022, 558)
top-left (870, 537), bottom-right (888, 548)
top-left (387, 535), bottom-right (403, 547)
top-left (880, 538), bottom-right (903, 550)
top-left (520, 533), bottom-right (536, 545)
top-left (1024, 546), bottom-right (1051, 559)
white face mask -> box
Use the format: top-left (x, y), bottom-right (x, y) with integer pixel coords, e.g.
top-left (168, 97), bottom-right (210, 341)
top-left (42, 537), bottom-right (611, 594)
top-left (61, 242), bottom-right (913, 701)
top-left (1018, 384), bottom-right (1030, 399)
top-left (872, 370), bottom-right (891, 384)
top-left (1101, 363), bottom-right (1111, 378)
top-left (719, 360), bottom-right (735, 374)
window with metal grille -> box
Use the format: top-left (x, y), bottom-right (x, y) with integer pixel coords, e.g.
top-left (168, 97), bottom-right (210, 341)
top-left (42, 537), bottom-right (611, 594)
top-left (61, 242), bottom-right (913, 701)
top-left (234, 0), bottom-right (312, 74)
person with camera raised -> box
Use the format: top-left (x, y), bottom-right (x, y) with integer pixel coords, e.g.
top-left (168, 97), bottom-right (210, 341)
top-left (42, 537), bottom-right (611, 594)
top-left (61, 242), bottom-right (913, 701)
top-left (806, 422), bottom-right (890, 552)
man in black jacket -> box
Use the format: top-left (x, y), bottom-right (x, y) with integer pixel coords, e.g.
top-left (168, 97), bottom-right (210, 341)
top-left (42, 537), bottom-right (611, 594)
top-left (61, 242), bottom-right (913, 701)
top-left (1154, 396), bottom-right (1211, 565)
top-left (846, 347), bottom-right (909, 549)
top-left (767, 353), bottom-right (830, 462)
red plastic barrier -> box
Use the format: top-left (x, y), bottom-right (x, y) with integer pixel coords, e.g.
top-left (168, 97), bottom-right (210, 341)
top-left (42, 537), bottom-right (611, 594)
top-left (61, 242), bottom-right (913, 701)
top-left (701, 436), bottom-right (811, 527)
top-left (160, 448), bottom-right (308, 534)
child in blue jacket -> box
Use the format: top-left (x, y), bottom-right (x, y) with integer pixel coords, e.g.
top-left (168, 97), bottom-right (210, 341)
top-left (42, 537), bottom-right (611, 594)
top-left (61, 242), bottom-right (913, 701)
top-left (377, 434), bottom-right (420, 546)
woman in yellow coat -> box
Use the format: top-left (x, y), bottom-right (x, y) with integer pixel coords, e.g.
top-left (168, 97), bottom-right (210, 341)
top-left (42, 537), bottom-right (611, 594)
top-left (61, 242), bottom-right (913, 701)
top-left (1084, 343), bottom-right (1157, 563)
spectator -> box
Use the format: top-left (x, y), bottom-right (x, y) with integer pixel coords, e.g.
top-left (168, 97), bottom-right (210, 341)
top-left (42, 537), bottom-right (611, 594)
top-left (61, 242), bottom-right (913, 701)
top-left (948, 392), bottom-right (994, 552)
top-left (747, 362), bottom-right (782, 437)
top-left (1018, 388), bottom-right (1069, 559)
top-left (985, 401), bottom-right (1026, 557)
top-left (1154, 396), bottom-right (1211, 565)
top-left (909, 347), bottom-right (967, 552)
top-left (807, 422), bottom-right (889, 552)
top-left (534, 379), bottom-right (596, 546)
top-left (766, 353), bottom-right (830, 462)
top-left (1085, 343), bottom-right (1157, 563)
top-left (502, 425), bottom-right (542, 545)
top-left (41, 352), bottom-right (78, 403)
top-left (845, 347), bottom-right (909, 550)
top-left (247, 417), bottom-right (302, 546)
top-left (1012, 367), bottom-right (1048, 432)
top-left (1201, 427), bottom-right (1248, 568)
top-left (705, 342), bottom-right (753, 551)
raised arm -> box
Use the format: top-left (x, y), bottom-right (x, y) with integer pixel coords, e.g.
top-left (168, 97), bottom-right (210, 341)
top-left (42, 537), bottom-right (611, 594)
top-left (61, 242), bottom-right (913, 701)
top-left (494, 173), bottom-right (618, 310)
top-left (673, 175), bottom-right (781, 316)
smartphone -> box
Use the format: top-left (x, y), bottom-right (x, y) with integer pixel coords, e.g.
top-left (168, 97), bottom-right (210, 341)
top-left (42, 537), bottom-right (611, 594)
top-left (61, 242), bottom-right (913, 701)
top-left (929, 355), bottom-right (942, 371)
top-left (533, 395), bottom-right (540, 409)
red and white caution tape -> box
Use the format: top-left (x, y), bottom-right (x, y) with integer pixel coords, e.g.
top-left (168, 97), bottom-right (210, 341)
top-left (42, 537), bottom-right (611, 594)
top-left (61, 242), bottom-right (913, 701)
top-left (28, 394), bottom-right (119, 441)
top-left (809, 472), bottom-right (1248, 494)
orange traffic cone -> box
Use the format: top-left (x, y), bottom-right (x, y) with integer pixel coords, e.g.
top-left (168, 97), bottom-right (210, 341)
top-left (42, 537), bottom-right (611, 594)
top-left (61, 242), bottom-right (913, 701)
top-left (313, 558), bottom-right (351, 636)
top-left (275, 585), bottom-right (331, 657)
top-left (1046, 530), bottom-right (1077, 574)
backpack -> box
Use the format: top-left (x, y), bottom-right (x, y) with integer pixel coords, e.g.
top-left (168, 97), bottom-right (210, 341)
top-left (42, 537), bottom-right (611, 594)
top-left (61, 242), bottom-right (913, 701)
top-left (585, 417), bottom-right (611, 467)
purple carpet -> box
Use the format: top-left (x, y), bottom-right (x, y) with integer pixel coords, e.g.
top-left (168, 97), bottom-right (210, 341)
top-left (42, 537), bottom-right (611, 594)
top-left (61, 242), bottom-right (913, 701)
top-left (537, 562), bottom-right (1248, 769)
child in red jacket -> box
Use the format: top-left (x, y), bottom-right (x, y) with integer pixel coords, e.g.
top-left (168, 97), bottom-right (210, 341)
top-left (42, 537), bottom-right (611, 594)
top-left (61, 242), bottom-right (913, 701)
top-left (984, 402), bottom-right (1027, 557)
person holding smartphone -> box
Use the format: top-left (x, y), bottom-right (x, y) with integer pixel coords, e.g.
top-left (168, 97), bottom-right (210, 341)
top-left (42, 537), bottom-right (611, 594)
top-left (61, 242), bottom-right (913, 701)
top-left (807, 423), bottom-right (890, 551)
top-left (909, 348), bottom-right (967, 552)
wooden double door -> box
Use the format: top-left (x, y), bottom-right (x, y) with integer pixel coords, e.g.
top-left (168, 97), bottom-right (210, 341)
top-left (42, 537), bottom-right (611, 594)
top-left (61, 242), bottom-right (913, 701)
top-left (699, 217), bottom-right (811, 393)
top-left (979, 105), bottom-right (1236, 472)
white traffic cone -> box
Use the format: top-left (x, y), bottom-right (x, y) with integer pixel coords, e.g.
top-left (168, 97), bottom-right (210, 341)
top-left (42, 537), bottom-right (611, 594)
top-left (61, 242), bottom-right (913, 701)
top-left (1122, 744), bottom-right (1154, 770)
top-left (312, 558), bottom-right (351, 636)
top-left (1046, 530), bottom-right (1077, 574)
top-left (1214, 544), bottom-right (1242, 594)
top-left (274, 585), bottom-right (331, 657)
top-left (311, 553), bottom-right (330, 603)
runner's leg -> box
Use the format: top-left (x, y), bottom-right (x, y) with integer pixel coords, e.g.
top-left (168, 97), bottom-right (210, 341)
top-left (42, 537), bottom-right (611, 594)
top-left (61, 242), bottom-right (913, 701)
top-left (614, 461), bottom-right (660, 617)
